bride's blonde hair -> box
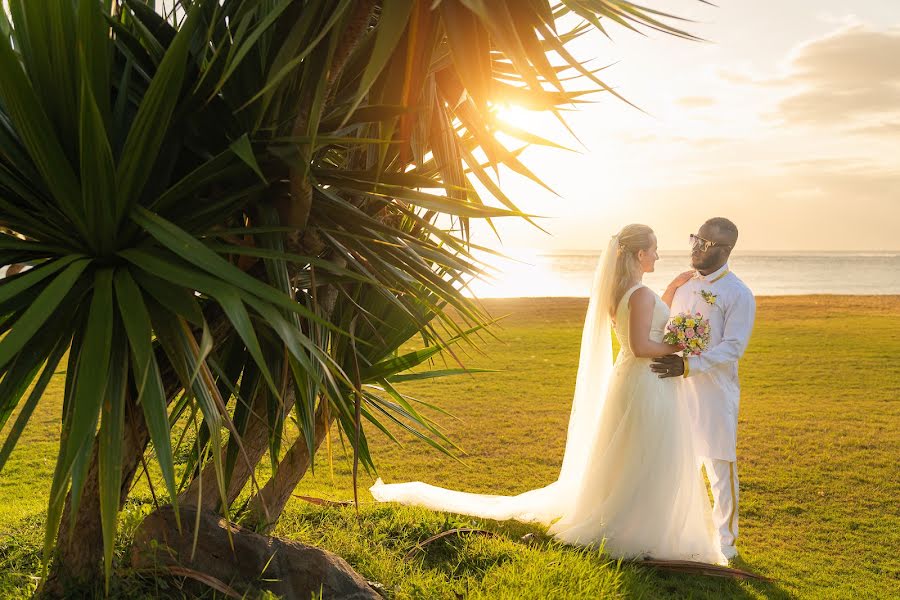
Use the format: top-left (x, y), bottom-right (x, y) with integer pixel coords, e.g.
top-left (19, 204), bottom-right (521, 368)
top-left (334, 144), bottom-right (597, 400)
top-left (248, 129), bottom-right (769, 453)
top-left (609, 224), bottom-right (655, 317)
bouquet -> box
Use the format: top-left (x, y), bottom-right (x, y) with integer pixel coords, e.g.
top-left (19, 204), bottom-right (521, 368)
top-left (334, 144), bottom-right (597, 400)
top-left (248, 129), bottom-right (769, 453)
top-left (664, 312), bottom-right (711, 357)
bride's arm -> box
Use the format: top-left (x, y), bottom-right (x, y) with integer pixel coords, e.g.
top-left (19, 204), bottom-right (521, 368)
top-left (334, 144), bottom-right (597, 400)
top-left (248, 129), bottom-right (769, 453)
top-left (661, 270), bottom-right (695, 307)
top-left (628, 288), bottom-right (683, 358)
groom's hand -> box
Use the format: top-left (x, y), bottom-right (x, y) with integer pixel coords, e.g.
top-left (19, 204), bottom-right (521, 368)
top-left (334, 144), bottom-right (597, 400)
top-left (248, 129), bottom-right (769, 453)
top-left (651, 354), bottom-right (685, 378)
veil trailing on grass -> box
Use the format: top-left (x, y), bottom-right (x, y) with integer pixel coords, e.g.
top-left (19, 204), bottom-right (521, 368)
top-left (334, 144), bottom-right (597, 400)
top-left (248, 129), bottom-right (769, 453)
top-left (369, 236), bottom-right (620, 525)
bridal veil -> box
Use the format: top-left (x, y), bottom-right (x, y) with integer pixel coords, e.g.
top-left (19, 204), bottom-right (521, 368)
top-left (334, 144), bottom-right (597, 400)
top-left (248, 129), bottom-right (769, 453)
top-left (369, 236), bottom-right (621, 525)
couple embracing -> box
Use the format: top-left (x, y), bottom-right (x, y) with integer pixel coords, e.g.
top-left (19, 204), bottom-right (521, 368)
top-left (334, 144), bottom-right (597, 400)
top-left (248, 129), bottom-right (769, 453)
top-left (371, 218), bottom-right (756, 565)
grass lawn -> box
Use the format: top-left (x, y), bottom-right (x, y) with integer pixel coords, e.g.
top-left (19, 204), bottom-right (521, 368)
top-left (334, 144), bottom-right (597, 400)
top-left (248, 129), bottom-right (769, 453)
top-left (1, 295), bottom-right (898, 598)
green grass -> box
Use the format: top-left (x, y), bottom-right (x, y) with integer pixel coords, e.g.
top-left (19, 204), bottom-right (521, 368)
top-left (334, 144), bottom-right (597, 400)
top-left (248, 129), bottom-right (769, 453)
top-left (1, 296), bottom-right (898, 598)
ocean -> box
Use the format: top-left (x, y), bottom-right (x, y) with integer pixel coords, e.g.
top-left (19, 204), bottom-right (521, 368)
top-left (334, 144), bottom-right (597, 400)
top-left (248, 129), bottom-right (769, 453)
top-left (464, 251), bottom-right (900, 298)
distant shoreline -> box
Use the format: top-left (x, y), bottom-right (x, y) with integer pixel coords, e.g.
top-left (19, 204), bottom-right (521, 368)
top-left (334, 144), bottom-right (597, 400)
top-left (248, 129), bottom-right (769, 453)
top-left (464, 254), bottom-right (900, 297)
top-left (468, 294), bottom-right (900, 300)
top-left (539, 250), bottom-right (900, 256)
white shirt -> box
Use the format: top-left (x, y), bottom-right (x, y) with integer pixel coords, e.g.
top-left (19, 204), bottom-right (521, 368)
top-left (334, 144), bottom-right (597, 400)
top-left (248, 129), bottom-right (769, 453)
top-left (671, 263), bottom-right (756, 461)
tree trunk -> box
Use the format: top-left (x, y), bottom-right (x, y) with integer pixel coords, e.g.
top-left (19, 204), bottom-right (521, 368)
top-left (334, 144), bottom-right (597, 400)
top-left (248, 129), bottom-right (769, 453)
top-left (40, 277), bottom-right (345, 594)
top-left (41, 396), bottom-right (159, 596)
top-left (281, 0), bottom-right (376, 245)
top-left (184, 251), bottom-right (346, 517)
top-left (41, 310), bottom-right (227, 597)
top-left (40, 449), bottom-right (103, 597)
top-left (198, 0), bottom-right (372, 526)
top-left (246, 400), bottom-right (335, 532)
top-left (179, 385), bottom-right (297, 512)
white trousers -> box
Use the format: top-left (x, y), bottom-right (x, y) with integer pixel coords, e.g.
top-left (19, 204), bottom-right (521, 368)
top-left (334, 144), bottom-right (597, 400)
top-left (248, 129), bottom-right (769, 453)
top-left (701, 457), bottom-right (739, 547)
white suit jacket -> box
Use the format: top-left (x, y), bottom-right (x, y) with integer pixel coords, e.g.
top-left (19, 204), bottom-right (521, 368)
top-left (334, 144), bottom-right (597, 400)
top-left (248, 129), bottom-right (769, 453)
top-left (671, 263), bottom-right (756, 461)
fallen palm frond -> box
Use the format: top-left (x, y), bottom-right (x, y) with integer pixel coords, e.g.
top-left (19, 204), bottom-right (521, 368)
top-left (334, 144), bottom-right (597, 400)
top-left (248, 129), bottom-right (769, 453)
top-left (404, 527), bottom-right (499, 560)
top-left (634, 559), bottom-right (775, 582)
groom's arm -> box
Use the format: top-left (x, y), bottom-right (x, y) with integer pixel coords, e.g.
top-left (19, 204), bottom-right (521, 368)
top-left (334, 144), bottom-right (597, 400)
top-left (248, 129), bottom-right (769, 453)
top-left (684, 290), bottom-right (756, 377)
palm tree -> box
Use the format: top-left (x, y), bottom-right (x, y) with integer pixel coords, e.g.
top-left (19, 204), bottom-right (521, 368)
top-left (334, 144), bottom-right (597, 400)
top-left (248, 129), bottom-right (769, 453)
top-left (0, 0), bottom-right (697, 595)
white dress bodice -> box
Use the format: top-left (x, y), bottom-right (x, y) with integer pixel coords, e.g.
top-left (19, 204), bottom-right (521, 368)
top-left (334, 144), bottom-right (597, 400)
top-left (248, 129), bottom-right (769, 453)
top-left (613, 284), bottom-right (670, 358)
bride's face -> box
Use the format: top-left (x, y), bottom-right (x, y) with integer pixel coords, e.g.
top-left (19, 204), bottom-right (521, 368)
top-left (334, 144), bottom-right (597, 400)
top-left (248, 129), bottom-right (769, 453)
top-left (638, 234), bottom-right (659, 273)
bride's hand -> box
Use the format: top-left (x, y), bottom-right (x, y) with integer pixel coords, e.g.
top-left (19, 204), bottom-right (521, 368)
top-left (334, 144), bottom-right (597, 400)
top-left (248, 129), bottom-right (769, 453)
top-left (662, 270), bottom-right (696, 307)
top-left (669, 270), bottom-right (695, 289)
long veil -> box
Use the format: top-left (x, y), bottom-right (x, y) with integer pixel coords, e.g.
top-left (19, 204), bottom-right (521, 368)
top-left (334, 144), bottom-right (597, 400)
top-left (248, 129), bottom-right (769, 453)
top-left (369, 236), bottom-right (621, 526)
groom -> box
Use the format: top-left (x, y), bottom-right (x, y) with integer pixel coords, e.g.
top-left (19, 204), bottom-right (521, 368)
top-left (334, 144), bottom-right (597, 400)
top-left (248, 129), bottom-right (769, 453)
top-left (651, 217), bottom-right (756, 561)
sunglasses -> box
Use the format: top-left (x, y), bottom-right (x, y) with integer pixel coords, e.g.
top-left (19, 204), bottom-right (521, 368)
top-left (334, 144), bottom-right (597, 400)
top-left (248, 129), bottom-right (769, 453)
top-left (690, 233), bottom-right (731, 253)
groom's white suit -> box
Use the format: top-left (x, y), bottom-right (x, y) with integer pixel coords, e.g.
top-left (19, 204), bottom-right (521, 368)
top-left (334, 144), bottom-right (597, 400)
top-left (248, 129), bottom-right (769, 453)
top-left (671, 263), bottom-right (755, 550)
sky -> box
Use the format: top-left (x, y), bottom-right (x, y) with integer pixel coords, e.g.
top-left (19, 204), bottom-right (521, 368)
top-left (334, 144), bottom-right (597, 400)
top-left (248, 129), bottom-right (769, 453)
top-left (471, 0), bottom-right (900, 253)
top-left (4, 1), bottom-right (895, 252)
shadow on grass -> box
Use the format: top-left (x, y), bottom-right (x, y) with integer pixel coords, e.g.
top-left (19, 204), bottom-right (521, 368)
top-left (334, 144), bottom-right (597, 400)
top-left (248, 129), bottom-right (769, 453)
top-left (1, 504), bottom-right (795, 599)
top-left (423, 515), bottom-right (795, 600)
top-left (618, 553), bottom-right (793, 600)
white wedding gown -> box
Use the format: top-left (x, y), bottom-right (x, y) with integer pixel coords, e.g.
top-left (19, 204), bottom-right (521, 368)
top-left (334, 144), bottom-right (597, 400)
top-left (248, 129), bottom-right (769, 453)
top-left (545, 284), bottom-right (722, 561)
top-left (370, 239), bottom-right (725, 565)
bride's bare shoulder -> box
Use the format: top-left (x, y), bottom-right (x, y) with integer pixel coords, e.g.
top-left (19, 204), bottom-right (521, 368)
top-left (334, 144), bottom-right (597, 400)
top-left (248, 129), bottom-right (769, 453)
top-left (627, 285), bottom-right (656, 309)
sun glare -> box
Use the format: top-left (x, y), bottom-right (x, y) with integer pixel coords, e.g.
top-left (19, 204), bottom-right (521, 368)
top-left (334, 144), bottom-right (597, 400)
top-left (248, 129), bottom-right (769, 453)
top-left (494, 104), bottom-right (538, 131)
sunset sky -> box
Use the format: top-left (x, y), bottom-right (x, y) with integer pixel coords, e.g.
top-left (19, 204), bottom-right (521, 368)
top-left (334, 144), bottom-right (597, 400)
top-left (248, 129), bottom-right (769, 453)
top-left (474, 0), bottom-right (900, 253)
top-left (4, 1), bottom-right (895, 252)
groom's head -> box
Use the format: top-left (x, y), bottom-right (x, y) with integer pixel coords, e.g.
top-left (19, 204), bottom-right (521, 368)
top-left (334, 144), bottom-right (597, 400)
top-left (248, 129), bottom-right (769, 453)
top-left (691, 217), bottom-right (738, 272)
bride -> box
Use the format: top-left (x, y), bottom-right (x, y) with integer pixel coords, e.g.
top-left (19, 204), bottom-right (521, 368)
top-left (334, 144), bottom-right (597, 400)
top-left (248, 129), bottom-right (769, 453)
top-left (370, 224), bottom-right (725, 564)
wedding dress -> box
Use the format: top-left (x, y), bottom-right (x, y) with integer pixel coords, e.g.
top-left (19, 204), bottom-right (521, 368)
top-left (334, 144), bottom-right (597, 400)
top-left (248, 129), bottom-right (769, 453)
top-left (370, 237), bottom-right (725, 564)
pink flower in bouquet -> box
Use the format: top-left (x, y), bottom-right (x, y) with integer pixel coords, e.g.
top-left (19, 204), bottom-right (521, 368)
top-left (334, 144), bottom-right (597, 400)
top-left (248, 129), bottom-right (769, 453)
top-left (664, 311), bottom-right (711, 357)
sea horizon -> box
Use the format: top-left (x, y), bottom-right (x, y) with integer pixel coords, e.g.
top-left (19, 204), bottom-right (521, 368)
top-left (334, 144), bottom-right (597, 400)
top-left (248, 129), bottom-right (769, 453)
top-left (463, 250), bottom-right (900, 298)
top-left (542, 249), bottom-right (900, 257)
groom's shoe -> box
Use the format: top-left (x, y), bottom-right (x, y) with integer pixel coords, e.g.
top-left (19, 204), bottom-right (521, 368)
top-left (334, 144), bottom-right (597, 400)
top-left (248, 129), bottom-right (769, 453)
top-left (720, 545), bottom-right (739, 561)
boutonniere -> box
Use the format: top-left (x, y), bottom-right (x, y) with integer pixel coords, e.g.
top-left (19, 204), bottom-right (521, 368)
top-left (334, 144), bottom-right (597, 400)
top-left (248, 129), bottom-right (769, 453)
top-left (699, 289), bottom-right (719, 306)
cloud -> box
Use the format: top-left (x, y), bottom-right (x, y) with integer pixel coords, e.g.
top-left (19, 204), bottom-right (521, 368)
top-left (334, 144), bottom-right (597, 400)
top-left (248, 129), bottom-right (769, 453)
top-left (717, 68), bottom-right (773, 86)
top-left (620, 132), bottom-right (729, 146)
top-left (783, 160), bottom-right (900, 200)
top-left (655, 158), bottom-right (900, 205)
top-left (642, 160), bottom-right (900, 251)
top-left (676, 96), bottom-right (716, 108)
top-left (771, 25), bottom-right (900, 126)
top-left (739, 159), bottom-right (900, 203)
top-left (850, 121), bottom-right (900, 137)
